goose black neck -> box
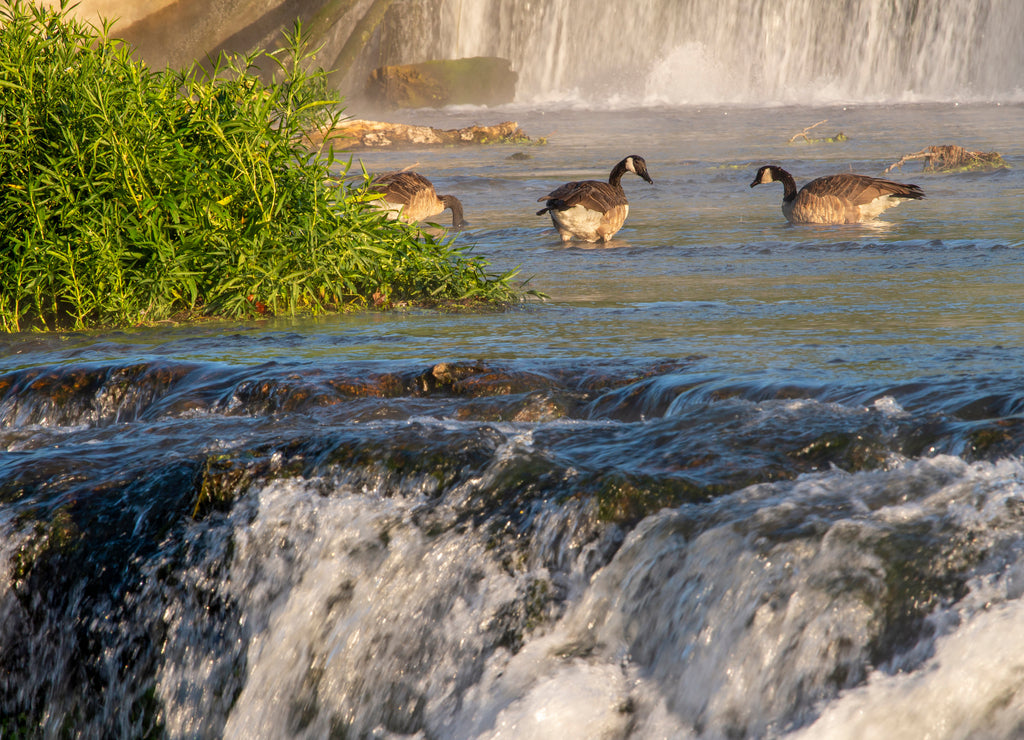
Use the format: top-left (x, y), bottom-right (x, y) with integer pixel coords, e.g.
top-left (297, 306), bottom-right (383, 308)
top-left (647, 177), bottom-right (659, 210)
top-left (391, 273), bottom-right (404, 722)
top-left (772, 166), bottom-right (799, 202)
top-left (608, 159), bottom-right (630, 188)
top-left (442, 195), bottom-right (465, 228)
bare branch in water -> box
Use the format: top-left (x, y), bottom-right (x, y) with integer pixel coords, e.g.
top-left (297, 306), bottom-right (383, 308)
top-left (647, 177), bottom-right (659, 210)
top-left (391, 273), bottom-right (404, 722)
top-left (884, 144), bottom-right (1006, 173)
top-left (789, 119), bottom-right (828, 143)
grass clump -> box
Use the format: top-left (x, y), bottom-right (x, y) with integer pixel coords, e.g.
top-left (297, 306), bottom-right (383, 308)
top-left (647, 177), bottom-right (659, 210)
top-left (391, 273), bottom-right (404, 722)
top-left (0, 0), bottom-right (519, 332)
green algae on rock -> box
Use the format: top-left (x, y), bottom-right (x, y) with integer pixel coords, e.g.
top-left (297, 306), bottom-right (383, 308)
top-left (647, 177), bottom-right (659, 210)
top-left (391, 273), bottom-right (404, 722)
top-left (366, 56), bottom-right (517, 108)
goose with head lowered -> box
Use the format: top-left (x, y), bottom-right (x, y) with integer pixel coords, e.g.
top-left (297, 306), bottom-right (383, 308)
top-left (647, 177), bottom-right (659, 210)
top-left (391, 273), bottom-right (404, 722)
top-left (537, 155), bottom-right (654, 242)
top-left (370, 171), bottom-right (466, 229)
top-left (750, 165), bottom-right (924, 224)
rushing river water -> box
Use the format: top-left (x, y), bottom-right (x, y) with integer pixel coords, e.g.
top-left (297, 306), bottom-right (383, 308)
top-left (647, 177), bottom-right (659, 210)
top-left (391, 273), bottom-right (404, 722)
top-left (3, 101), bottom-right (1024, 739)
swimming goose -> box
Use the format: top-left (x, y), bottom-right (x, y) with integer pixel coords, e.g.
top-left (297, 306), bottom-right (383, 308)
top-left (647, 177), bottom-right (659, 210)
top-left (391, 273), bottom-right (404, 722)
top-left (370, 171), bottom-right (466, 228)
top-left (536, 155), bottom-right (654, 242)
top-left (749, 165), bottom-right (924, 224)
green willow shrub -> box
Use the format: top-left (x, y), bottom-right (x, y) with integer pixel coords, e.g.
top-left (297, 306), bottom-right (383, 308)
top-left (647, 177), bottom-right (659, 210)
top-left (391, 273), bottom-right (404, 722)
top-left (0, 1), bottom-right (519, 331)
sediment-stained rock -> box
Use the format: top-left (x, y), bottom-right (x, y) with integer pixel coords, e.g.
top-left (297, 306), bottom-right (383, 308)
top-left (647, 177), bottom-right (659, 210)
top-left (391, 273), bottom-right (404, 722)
top-left (313, 119), bottom-right (534, 149)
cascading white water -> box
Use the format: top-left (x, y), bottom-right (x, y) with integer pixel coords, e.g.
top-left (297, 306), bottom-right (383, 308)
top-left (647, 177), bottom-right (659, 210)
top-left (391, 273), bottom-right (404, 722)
top-left (133, 453), bottom-right (1024, 739)
top-left (381, 0), bottom-right (1024, 105)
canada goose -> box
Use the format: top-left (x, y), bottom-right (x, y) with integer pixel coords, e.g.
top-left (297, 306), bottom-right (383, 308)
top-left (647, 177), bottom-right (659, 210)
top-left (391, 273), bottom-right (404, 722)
top-left (749, 165), bottom-right (925, 224)
top-left (537, 155), bottom-right (654, 242)
top-left (370, 171), bottom-right (466, 228)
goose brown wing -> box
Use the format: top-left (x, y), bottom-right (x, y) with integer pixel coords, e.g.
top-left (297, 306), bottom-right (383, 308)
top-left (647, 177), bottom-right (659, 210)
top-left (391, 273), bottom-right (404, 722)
top-left (803, 174), bottom-right (924, 205)
top-left (372, 172), bottom-right (434, 205)
top-left (538, 180), bottom-right (626, 213)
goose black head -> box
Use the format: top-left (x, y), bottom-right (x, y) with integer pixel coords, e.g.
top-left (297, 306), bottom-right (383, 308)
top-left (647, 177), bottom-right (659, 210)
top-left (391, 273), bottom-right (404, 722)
top-left (625, 155), bottom-right (654, 184)
top-left (750, 165), bottom-right (778, 188)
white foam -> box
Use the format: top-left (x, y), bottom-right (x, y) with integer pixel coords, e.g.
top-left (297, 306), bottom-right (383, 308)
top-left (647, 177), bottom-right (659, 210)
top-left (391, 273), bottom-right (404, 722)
top-left (791, 602), bottom-right (1024, 740)
top-left (478, 662), bottom-right (631, 740)
top-left (152, 456), bottom-right (1024, 738)
top-left (872, 396), bottom-right (908, 417)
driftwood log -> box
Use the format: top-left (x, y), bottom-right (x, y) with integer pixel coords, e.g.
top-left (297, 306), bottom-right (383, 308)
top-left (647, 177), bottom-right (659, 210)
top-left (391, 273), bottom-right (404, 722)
top-left (311, 119), bottom-right (535, 150)
top-left (884, 145), bottom-right (1006, 173)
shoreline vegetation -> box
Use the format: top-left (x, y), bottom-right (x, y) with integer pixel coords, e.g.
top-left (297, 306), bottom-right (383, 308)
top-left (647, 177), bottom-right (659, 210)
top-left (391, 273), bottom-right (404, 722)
top-left (0, 0), bottom-right (523, 333)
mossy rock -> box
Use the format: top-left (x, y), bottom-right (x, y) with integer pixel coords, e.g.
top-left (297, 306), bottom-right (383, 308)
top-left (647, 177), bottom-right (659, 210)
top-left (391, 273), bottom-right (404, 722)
top-left (366, 57), bottom-right (517, 108)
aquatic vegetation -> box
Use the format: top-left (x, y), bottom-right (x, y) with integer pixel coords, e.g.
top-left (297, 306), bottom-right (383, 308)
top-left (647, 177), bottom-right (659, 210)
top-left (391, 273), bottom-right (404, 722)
top-left (0, 1), bottom-right (519, 332)
top-left (790, 132), bottom-right (848, 144)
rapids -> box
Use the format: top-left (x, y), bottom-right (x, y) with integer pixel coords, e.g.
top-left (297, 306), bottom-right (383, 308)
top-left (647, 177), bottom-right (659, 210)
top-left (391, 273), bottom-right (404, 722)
top-left (3, 100), bottom-right (1024, 739)
top-left (4, 3), bottom-right (1024, 737)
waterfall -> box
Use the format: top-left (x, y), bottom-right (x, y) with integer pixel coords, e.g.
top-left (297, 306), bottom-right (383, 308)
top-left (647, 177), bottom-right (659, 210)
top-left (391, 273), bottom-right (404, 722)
top-left (376, 0), bottom-right (1024, 105)
top-left (65, 0), bottom-right (1024, 105)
